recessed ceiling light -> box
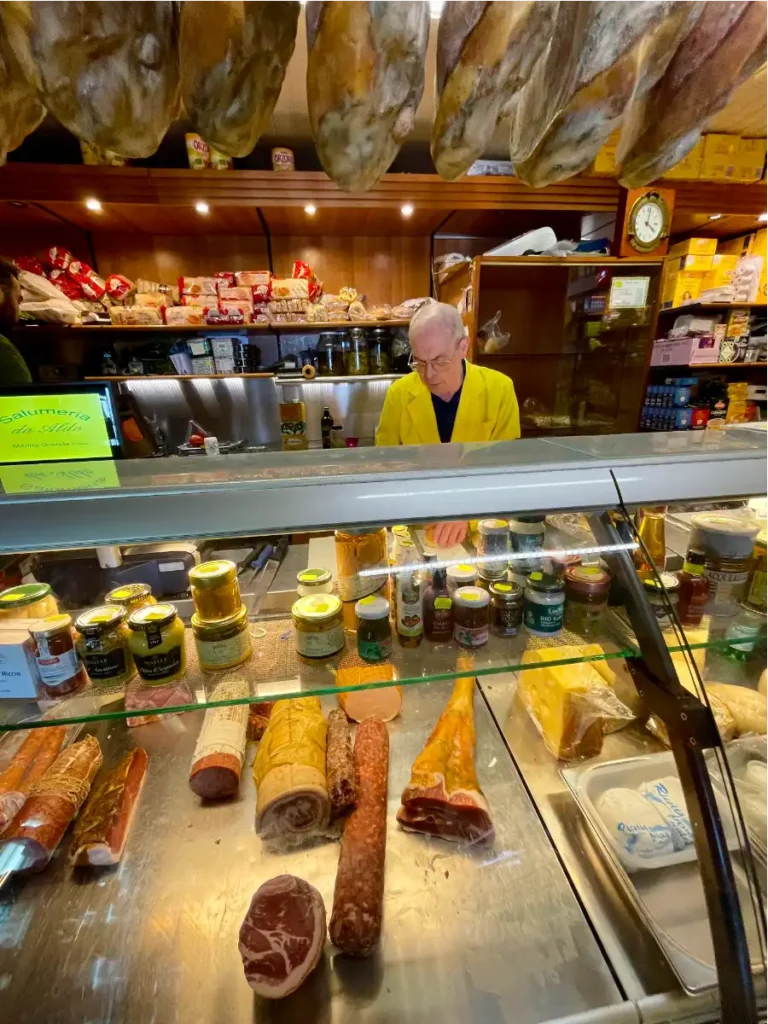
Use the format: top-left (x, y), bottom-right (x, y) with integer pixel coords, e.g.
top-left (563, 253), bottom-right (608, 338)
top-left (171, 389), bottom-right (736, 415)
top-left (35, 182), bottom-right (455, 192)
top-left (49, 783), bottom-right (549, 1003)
top-left (708, 213), bottom-right (723, 221)
top-left (195, 200), bottom-right (210, 215)
top-left (304, 204), bottom-right (317, 216)
top-left (85, 197), bottom-right (102, 212)
top-left (759, 213), bottom-right (768, 222)
top-left (401, 203), bottom-right (414, 218)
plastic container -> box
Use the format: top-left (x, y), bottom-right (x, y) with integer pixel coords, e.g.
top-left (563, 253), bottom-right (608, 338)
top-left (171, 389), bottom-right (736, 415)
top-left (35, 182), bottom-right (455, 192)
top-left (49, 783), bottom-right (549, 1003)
top-left (128, 603), bottom-right (187, 685)
top-left (477, 519), bottom-right (509, 576)
top-left (75, 605), bottom-right (135, 687)
top-left (189, 560), bottom-right (241, 622)
top-left (446, 563), bottom-right (478, 595)
top-left (105, 583), bottom-right (156, 615)
top-left (29, 614), bottom-right (87, 697)
top-left (191, 605), bottom-right (252, 672)
top-left (296, 568), bottom-right (334, 598)
top-left (355, 594), bottom-right (392, 661)
top-left (489, 581), bottom-right (523, 637)
top-left (524, 572), bottom-right (565, 637)
top-left (453, 586), bottom-right (490, 648)
top-left (292, 594), bottom-right (345, 659)
top-left (564, 566), bottom-right (611, 637)
top-left (0, 583), bottom-right (58, 620)
top-left (641, 573), bottom-right (680, 627)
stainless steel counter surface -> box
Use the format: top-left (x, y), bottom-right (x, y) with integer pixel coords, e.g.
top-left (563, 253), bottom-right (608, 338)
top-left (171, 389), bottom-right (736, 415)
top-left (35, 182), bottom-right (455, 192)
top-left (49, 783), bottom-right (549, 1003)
top-left (0, 681), bottom-right (625, 1024)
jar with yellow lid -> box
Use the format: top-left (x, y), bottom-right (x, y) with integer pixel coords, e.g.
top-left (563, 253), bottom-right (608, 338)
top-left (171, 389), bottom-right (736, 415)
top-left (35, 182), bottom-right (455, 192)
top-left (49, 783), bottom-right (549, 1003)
top-left (292, 594), bottom-right (345, 659)
top-left (192, 604), bottom-right (252, 672)
top-left (128, 603), bottom-right (186, 684)
top-left (189, 560), bottom-right (241, 621)
top-left (0, 582), bottom-right (58, 620)
top-left (75, 605), bottom-right (135, 687)
top-left (105, 582), bottom-right (156, 614)
top-left (296, 568), bottom-right (334, 598)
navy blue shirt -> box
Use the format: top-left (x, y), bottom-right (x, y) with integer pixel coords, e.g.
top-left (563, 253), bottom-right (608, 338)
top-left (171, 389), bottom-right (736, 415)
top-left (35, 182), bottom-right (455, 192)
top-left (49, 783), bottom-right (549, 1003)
top-left (430, 362), bottom-right (465, 443)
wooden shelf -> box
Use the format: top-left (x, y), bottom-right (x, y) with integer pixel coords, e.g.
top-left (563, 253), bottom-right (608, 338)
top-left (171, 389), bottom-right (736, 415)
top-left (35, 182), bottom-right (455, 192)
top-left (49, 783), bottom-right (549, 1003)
top-left (18, 319), bottom-right (410, 335)
top-left (84, 373), bottom-right (275, 381)
top-left (658, 302), bottom-right (767, 315)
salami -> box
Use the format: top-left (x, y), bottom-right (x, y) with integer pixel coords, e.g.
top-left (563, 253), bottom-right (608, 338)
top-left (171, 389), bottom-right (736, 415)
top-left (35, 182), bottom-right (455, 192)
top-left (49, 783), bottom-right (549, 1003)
top-left (70, 748), bottom-right (148, 866)
top-left (326, 709), bottom-right (355, 820)
top-left (189, 680), bottom-right (249, 800)
top-left (329, 718), bottom-right (389, 957)
top-left (0, 727), bottom-right (65, 832)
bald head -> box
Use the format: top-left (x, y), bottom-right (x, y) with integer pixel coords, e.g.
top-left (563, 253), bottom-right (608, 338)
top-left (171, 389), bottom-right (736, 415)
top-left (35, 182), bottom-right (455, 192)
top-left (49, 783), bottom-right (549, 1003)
top-left (408, 301), bottom-right (468, 399)
top-left (409, 301), bottom-right (465, 348)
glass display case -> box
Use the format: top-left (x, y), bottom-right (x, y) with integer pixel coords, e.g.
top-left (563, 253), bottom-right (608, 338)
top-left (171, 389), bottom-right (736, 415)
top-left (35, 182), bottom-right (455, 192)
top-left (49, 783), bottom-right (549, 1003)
top-left (0, 429), bottom-right (765, 1024)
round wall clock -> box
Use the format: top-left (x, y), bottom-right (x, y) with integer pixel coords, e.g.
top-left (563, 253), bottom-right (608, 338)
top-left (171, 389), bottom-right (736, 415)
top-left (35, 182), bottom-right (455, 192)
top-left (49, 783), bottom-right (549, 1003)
top-left (627, 191), bottom-right (671, 252)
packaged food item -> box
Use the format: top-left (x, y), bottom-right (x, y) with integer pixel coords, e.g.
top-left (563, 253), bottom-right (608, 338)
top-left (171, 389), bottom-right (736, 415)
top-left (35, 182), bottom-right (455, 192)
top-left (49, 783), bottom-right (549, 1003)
top-left (189, 560), bottom-right (241, 621)
top-left (640, 777), bottom-right (693, 851)
top-left (14, 256), bottom-right (46, 277)
top-left (189, 679), bottom-right (249, 799)
top-left (690, 512), bottom-right (761, 616)
top-left (214, 271), bottom-right (237, 288)
top-left (68, 261), bottom-right (106, 300)
top-left (161, 306), bottom-right (204, 326)
top-left (0, 583), bottom-right (58, 620)
top-left (423, 568), bottom-right (453, 642)
top-left (706, 683), bottom-right (767, 736)
top-left (676, 550), bottom-right (710, 626)
top-left (297, 568), bottom-right (333, 598)
top-left (595, 788), bottom-right (675, 863)
top-left (291, 260), bottom-right (322, 301)
top-left (335, 527), bottom-right (388, 602)
top-left (564, 566), bottom-right (611, 638)
top-left (124, 679), bottom-right (195, 728)
top-left (133, 292), bottom-right (168, 309)
top-left (293, 595), bottom-right (345, 659)
top-left (271, 278), bottom-right (309, 300)
top-left (446, 563), bottom-right (478, 595)
top-left (348, 300), bottom-right (372, 321)
top-left (477, 569), bottom-right (502, 593)
top-left (48, 246), bottom-right (73, 270)
top-left (453, 586), bottom-right (490, 648)
top-left (489, 581), bottom-right (523, 637)
top-left (104, 274), bottom-right (134, 302)
top-left (210, 145), bottom-right (233, 170)
top-left (524, 572), bottom-right (565, 637)
top-left (47, 268), bottom-right (85, 302)
top-left (508, 515), bottom-right (545, 573)
top-left (105, 583), bottom-right (156, 615)
top-left (0, 626), bottom-right (42, 698)
top-left (29, 614), bottom-right (87, 697)
top-left (745, 530), bottom-right (767, 614)
top-left (0, 727), bottom-right (66, 831)
top-left (135, 278), bottom-right (180, 303)
top-left (127, 603), bottom-right (186, 685)
top-left (394, 539), bottom-right (423, 648)
top-left (179, 276), bottom-right (218, 297)
top-left (219, 300), bottom-right (253, 322)
top-left (181, 294), bottom-right (209, 307)
top-left (204, 308), bottom-right (246, 326)
top-left (633, 507), bottom-right (667, 573)
top-left (280, 399), bottom-right (308, 451)
top-left (74, 606), bottom-right (135, 687)
top-left (335, 663), bottom-right (402, 722)
top-left (355, 594), bottom-right (392, 662)
top-left (217, 285), bottom-right (251, 303)
top-left (271, 146), bottom-right (295, 171)
top-left (191, 605), bottom-right (252, 672)
top-left (185, 132), bottom-right (211, 169)
top-left (641, 573), bottom-right (680, 627)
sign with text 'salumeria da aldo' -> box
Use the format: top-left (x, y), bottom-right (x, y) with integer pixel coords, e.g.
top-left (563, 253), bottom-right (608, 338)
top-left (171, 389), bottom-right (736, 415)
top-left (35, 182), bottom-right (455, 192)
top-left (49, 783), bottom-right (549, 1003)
top-left (0, 393), bottom-right (112, 464)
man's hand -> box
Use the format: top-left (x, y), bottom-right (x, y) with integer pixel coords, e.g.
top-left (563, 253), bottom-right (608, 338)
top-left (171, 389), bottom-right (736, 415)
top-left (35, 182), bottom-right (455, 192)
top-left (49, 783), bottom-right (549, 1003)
top-left (432, 520), bottom-right (468, 548)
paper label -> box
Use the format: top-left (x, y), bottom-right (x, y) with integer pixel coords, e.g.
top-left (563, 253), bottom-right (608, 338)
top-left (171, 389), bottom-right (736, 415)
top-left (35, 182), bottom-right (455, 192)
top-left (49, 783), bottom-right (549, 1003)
top-left (609, 276), bottom-right (650, 309)
top-left (196, 629), bottom-right (251, 670)
top-left (192, 705), bottom-right (248, 765)
top-left (35, 643), bottom-right (81, 686)
top-left (296, 623), bottom-right (344, 658)
top-left (454, 624), bottom-right (489, 647)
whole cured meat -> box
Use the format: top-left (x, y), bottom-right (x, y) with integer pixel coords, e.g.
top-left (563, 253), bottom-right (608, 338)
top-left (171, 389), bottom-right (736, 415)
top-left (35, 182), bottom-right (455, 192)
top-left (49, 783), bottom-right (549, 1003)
top-left (180, 2), bottom-right (300, 158)
top-left (239, 875), bottom-right (326, 998)
top-left (326, 708), bottom-right (355, 820)
top-left (617, 1), bottom-right (768, 186)
top-left (0, 6), bottom-right (45, 164)
top-left (306, 2), bottom-right (430, 191)
top-left (432, 1), bottom-right (555, 181)
top-left (0, 726), bottom-right (65, 832)
top-left (397, 676), bottom-right (494, 845)
top-left (329, 717), bottom-right (389, 957)
top-left (189, 680), bottom-right (248, 800)
top-left (8, 2), bottom-right (179, 159)
top-left (70, 747), bottom-right (148, 866)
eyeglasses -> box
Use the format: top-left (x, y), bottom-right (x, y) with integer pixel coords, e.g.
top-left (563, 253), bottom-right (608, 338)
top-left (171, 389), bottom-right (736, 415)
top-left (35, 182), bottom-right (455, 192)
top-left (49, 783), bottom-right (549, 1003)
top-left (408, 341), bottom-right (462, 374)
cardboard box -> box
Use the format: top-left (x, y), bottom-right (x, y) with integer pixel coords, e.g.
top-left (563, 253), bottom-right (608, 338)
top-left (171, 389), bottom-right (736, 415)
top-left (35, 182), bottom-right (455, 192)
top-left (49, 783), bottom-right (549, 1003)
top-left (699, 133), bottom-right (739, 180)
top-left (702, 254), bottom-right (740, 290)
top-left (753, 228), bottom-right (767, 304)
top-left (668, 237), bottom-right (718, 258)
top-left (717, 233), bottom-right (755, 257)
top-left (666, 253), bottom-right (715, 272)
top-left (732, 138), bottom-right (767, 182)
top-left (0, 620), bottom-right (42, 698)
top-left (662, 137), bottom-right (704, 180)
top-left (650, 336), bottom-right (721, 367)
top-left (661, 267), bottom-right (706, 308)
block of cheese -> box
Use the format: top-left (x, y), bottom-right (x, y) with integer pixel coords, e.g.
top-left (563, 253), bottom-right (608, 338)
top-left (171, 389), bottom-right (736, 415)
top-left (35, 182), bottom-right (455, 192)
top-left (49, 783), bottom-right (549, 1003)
top-left (578, 643), bottom-right (643, 721)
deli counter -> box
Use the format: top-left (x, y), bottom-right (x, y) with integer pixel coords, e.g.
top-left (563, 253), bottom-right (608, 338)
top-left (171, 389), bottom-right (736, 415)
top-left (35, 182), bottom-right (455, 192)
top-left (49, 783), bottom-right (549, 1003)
top-left (0, 430), bottom-right (765, 1024)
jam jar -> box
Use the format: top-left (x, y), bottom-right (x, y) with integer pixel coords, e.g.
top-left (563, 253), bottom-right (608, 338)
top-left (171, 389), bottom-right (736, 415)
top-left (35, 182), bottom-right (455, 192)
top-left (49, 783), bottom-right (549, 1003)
top-left (489, 581), bottom-right (523, 638)
top-left (29, 614), bottom-right (87, 696)
top-left (453, 586), bottom-right (490, 648)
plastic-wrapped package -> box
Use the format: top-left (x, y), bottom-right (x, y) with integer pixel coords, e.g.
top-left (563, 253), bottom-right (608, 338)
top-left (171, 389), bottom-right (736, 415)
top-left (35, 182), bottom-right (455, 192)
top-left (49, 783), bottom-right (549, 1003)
top-left (476, 311), bottom-right (509, 355)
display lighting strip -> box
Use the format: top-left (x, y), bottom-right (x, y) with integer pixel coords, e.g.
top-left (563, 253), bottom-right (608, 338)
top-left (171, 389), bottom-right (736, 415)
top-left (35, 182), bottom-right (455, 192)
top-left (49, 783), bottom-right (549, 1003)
top-left (358, 541), bottom-right (639, 578)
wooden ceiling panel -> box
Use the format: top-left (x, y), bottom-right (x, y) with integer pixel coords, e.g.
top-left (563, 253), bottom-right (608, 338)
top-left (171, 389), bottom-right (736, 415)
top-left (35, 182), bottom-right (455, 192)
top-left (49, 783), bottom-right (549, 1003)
top-left (671, 212), bottom-right (767, 239)
top-left (0, 201), bottom-right (65, 229)
top-left (261, 205), bottom-right (446, 236)
top-left (40, 202), bottom-right (265, 235)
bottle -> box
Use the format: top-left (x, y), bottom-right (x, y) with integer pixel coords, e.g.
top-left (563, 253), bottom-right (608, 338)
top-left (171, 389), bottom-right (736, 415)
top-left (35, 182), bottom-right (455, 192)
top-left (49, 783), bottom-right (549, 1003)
top-left (423, 568), bottom-right (453, 641)
top-left (633, 506), bottom-right (667, 574)
top-left (677, 549), bottom-right (710, 627)
top-left (321, 407), bottom-right (334, 449)
top-left (395, 539), bottom-right (423, 648)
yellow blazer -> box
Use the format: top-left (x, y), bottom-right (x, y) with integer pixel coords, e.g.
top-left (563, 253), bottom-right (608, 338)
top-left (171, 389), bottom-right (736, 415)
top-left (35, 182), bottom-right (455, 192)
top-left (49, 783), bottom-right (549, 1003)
top-left (375, 362), bottom-right (520, 446)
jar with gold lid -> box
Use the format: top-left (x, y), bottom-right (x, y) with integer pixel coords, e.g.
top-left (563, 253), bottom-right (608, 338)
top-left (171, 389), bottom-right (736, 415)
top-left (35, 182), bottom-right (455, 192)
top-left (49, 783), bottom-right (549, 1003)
top-left (292, 594), bottom-right (345, 659)
top-left (189, 560), bottom-right (241, 621)
top-left (29, 614), bottom-right (87, 696)
top-left (75, 605), bottom-right (135, 687)
top-left (105, 582), bottom-right (156, 615)
top-left (128, 603), bottom-right (187, 684)
top-left (192, 604), bottom-right (252, 672)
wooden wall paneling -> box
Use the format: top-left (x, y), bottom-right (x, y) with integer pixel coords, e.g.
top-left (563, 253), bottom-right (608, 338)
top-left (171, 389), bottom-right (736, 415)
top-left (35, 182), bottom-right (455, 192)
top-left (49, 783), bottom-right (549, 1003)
top-left (90, 233), bottom-right (271, 281)
top-left (477, 263), bottom-right (570, 356)
top-left (1, 223), bottom-right (93, 265)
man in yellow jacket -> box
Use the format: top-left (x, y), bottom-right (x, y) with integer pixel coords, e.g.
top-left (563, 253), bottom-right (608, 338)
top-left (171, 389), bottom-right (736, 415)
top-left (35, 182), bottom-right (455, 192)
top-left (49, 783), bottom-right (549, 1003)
top-left (376, 300), bottom-right (520, 546)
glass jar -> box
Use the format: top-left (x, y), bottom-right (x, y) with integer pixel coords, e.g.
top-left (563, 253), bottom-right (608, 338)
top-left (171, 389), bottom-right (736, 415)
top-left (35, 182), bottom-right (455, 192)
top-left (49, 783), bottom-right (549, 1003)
top-left (564, 566), bottom-right (611, 637)
top-left (524, 572), bottom-right (565, 637)
top-left (368, 327), bottom-right (391, 374)
top-left (29, 614), bottom-right (87, 697)
top-left (691, 511), bottom-right (760, 616)
top-left (128, 603), bottom-right (187, 684)
top-left (745, 531), bottom-right (767, 614)
top-left (335, 527), bottom-right (388, 602)
top-left (0, 582), bottom-right (58, 620)
top-left (189, 560), bottom-right (241, 621)
top-left (489, 581), bottom-right (523, 637)
top-left (192, 604), bottom-right (252, 672)
top-left (508, 515), bottom-right (545, 574)
top-left (292, 594), bottom-right (345, 659)
top-left (75, 605), bottom-right (135, 687)
top-left (345, 328), bottom-right (370, 376)
top-left (453, 586), bottom-right (490, 648)
top-left (316, 332), bottom-right (345, 376)
top-left (355, 594), bottom-right (392, 661)
top-left (446, 563), bottom-right (478, 595)
top-left (105, 583), bottom-right (156, 615)
top-left (641, 573), bottom-right (680, 628)
top-left (297, 568), bottom-right (334, 598)
top-left (478, 568), bottom-right (505, 592)
top-left (477, 519), bottom-right (509, 576)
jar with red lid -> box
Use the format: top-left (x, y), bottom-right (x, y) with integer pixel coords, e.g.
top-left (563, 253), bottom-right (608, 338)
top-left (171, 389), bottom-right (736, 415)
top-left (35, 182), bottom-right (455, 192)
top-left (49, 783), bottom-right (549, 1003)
top-left (564, 566), bottom-right (611, 637)
top-left (29, 614), bottom-right (87, 697)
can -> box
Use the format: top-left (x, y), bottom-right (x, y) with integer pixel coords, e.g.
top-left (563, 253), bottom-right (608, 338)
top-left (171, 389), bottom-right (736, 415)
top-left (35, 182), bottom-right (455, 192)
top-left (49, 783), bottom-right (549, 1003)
top-left (271, 147), bottom-right (295, 172)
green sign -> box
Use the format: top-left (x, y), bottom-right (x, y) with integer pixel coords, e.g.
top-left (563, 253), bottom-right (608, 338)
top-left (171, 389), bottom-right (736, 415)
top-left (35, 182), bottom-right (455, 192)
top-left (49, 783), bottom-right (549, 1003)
top-left (0, 393), bottom-right (113, 463)
top-left (0, 461), bottom-right (120, 494)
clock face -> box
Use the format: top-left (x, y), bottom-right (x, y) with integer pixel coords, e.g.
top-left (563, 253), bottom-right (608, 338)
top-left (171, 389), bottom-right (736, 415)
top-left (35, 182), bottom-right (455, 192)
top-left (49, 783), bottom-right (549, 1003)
top-left (628, 192), bottom-right (669, 252)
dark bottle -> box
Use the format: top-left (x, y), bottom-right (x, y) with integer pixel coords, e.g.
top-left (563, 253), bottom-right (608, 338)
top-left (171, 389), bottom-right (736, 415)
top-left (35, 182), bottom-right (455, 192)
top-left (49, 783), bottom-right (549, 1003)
top-left (677, 549), bottom-right (710, 627)
top-left (321, 407), bottom-right (334, 449)
top-left (423, 568), bottom-right (453, 642)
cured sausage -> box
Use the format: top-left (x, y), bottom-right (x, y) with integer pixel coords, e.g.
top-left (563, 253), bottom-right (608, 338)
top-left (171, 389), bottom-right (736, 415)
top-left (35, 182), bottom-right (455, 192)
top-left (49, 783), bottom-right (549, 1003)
top-left (326, 709), bottom-right (355, 820)
top-left (189, 680), bottom-right (249, 800)
top-left (70, 748), bottom-right (148, 866)
top-left (329, 717), bottom-right (389, 957)
top-left (0, 726), bottom-right (66, 832)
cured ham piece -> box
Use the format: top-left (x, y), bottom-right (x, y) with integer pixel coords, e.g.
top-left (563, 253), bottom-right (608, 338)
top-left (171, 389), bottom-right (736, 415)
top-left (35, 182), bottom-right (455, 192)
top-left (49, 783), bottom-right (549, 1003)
top-left (179, 1), bottom-right (299, 158)
top-left (0, 7), bottom-right (45, 164)
top-left (397, 676), bottom-right (494, 845)
top-left (431, 1), bottom-right (555, 181)
top-left (0, 726), bottom-right (65, 832)
top-left (617, 1), bottom-right (768, 186)
top-left (70, 748), bottom-right (148, 866)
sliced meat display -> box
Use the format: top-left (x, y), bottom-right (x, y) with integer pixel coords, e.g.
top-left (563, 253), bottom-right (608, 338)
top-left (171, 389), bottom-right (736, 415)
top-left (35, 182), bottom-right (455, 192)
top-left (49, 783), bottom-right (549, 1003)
top-left (329, 717), bottom-right (389, 957)
top-left (0, 6), bottom-right (45, 164)
top-left (397, 676), bottom-right (494, 845)
top-left (326, 708), bottom-right (356, 820)
top-left (432, 1), bottom-right (555, 180)
top-left (69, 747), bottom-right (148, 867)
top-left (0, 726), bottom-right (65, 832)
top-left (617, 0), bottom-right (768, 186)
top-left (7, 2), bottom-right (179, 159)
top-left (189, 680), bottom-right (249, 800)
top-left (180, 1), bottom-right (300, 158)
top-left (239, 874), bottom-right (326, 999)
top-left (306, 1), bottom-right (430, 190)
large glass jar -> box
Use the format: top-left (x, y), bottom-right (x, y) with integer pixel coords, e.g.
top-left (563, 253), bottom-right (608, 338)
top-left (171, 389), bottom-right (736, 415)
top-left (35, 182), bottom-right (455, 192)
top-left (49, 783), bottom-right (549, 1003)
top-left (0, 582), bottom-right (58, 620)
top-left (75, 605), bottom-right (135, 687)
top-left (316, 332), bottom-right (346, 376)
top-left (345, 328), bottom-right (370, 376)
top-left (189, 560), bottom-right (241, 621)
top-left (564, 566), bottom-right (611, 637)
top-left (128, 603), bottom-right (187, 685)
top-left (367, 327), bottom-right (391, 374)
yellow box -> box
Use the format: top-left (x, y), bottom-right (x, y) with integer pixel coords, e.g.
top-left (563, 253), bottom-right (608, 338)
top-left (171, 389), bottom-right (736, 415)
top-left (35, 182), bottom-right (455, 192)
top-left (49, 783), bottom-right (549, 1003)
top-left (662, 138), bottom-right (704, 180)
top-left (661, 268), bottom-right (706, 308)
top-left (702, 254), bottom-right (739, 290)
top-left (666, 253), bottom-right (715, 272)
top-left (699, 133), bottom-right (740, 180)
top-left (591, 129), bottom-right (620, 176)
top-left (717, 234), bottom-right (754, 257)
top-left (754, 228), bottom-right (767, 303)
top-left (668, 237), bottom-right (718, 258)
top-left (732, 138), bottom-right (767, 182)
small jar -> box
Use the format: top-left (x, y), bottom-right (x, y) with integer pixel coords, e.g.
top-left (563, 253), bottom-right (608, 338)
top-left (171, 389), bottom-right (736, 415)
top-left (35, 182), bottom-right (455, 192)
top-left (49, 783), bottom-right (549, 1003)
top-left (564, 566), bottom-right (611, 638)
top-left (297, 568), bottom-right (334, 598)
top-left (75, 605), bottom-right (135, 687)
top-left (292, 594), bottom-right (345, 659)
top-left (642, 573), bottom-right (680, 628)
top-left (189, 560), bottom-right (241, 621)
top-left (0, 582), bottom-right (58, 620)
top-left (345, 328), bottom-right (370, 376)
top-left (446, 563), bottom-right (478, 595)
top-left (524, 572), bottom-right (565, 637)
top-left (128, 603), bottom-right (187, 684)
top-left (355, 594), bottom-right (392, 661)
top-left (489, 581), bottom-right (523, 637)
top-left (477, 519), bottom-right (509, 576)
top-left (477, 568), bottom-right (505, 592)
top-left (192, 604), bottom-right (252, 672)
top-left (29, 614), bottom-right (87, 697)
top-left (453, 586), bottom-right (490, 648)
top-left (105, 583), bottom-right (156, 615)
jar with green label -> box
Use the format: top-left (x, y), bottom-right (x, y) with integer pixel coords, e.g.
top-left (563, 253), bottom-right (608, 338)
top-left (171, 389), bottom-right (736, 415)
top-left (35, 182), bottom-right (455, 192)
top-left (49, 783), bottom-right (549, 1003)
top-left (192, 604), bottom-right (252, 672)
top-left (292, 594), bottom-right (345, 659)
top-left (75, 605), bottom-right (135, 687)
top-left (128, 603), bottom-right (187, 684)
top-left (453, 586), bottom-right (490, 648)
top-left (355, 594), bottom-right (392, 661)
top-left (524, 572), bottom-right (565, 637)
top-left (564, 566), bottom-right (611, 637)
top-left (297, 568), bottom-right (334, 597)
